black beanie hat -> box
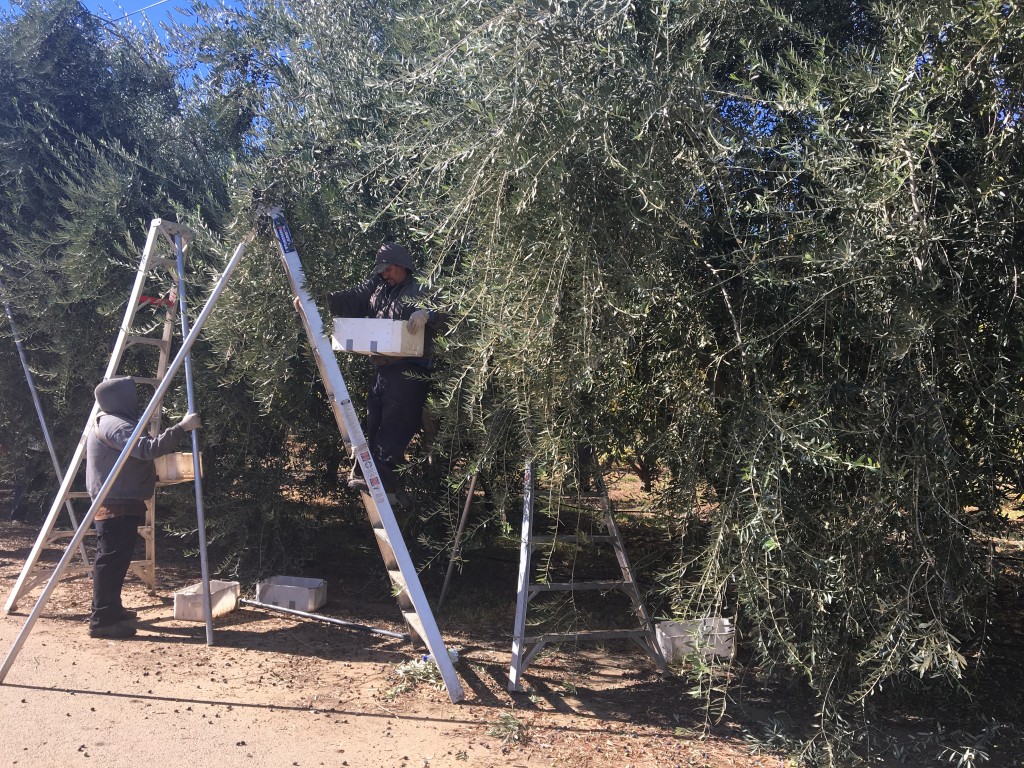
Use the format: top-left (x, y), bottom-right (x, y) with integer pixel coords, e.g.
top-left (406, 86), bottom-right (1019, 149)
top-left (373, 242), bottom-right (415, 274)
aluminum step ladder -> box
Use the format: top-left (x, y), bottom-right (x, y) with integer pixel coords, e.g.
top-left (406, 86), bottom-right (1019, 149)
top-left (266, 208), bottom-right (464, 704)
top-left (3, 219), bottom-right (197, 614)
top-left (508, 462), bottom-right (669, 691)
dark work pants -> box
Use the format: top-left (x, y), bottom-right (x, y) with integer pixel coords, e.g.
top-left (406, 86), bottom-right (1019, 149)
top-left (91, 515), bottom-right (143, 629)
top-left (366, 363), bottom-right (430, 491)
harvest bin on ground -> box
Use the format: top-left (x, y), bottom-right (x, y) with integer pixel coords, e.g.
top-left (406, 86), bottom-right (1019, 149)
top-left (256, 576), bottom-right (328, 611)
top-left (331, 318), bottom-right (423, 357)
top-left (655, 618), bottom-right (735, 663)
top-left (173, 580), bottom-right (240, 621)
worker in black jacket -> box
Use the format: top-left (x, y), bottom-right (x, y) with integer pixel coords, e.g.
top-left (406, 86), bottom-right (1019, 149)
top-left (327, 242), bottom-right (438, 495)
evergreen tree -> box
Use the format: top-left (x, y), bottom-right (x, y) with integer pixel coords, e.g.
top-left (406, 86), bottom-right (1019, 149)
top-left (0, 0), bottom-right (233, 518)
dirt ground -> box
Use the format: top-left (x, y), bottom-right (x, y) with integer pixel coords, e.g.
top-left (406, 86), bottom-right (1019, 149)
top-left (0, 518), bottom-right (785, 768)
top-left (1, 508), bottom-right (1022, 768)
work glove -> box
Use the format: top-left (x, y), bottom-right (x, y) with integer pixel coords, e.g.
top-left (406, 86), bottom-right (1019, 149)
top-left (178, 412), bottom-right (202, 432)
top-left (407, 309), bottom-right (431, 333)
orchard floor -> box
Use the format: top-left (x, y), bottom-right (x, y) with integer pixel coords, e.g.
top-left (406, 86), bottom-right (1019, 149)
top-left (0, 512), bottom-right (1022, 768)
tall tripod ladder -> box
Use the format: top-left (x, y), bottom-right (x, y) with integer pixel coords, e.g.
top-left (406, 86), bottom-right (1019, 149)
top-left (1, 227), bottom-right (252, 684)
top-left (508, 462), bottom-right (669, 692)
top-left (3, 219), bottom-right (199, 616)
top-left (266, 208), bottom-right (464, 703)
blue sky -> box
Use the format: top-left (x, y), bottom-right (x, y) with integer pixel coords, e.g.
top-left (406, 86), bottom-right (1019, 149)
top-left (1, 0), bottom-right (203, 33)
top-left (80, 0), bottom-right (200, 31)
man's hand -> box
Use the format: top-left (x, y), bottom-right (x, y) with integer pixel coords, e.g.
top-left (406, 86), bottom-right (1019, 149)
top-left (178, 413), bottom-right (202, 432)
top-left (407, 309), bottom-right (430, 333)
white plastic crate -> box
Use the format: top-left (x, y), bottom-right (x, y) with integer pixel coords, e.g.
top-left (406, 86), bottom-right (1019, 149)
top-left (656, 618), bottom-right (735, 662)
top-left (173, 580), bottom-right (240, 621)
top-left (331, 318), bottom-right (424, 357)
top-left (256, 576), bottom-right (327, 612)
top-left (155, 451), bottom-right (202, 485)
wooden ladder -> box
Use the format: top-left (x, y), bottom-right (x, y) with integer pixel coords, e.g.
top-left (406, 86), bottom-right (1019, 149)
top-left (3, 219), bottom-right (196, 614)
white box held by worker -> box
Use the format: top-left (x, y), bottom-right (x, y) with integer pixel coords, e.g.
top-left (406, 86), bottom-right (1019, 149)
top-left (155, 451), bottom-right (202, 485)
top-left (256, 576), bottom-right (327, 612)
top-left (656, 618), bottom-right (735, 663)
top-left (332, 318), bottom-right (423, 357)
top-left (173, 580), bottom-right (240, 621)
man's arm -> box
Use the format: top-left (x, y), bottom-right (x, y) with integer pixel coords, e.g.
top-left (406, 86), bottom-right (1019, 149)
top-left (327, 277), bottom-right (378, 317)
top-left (103, 414), bottom-right (200, 460)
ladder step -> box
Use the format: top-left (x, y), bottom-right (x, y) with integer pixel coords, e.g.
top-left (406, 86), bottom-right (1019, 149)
top-left (373, 532), bottom-right (399, 569)
top-left (154, 219), bottom-right (193, 240)
top-left (530, 580), bottom-right (626, 592)
top-left (66, 491), bottom-right (90, 499)
top-left (401, 610), bottom-right (426, 644)
top-left (125, 335), bottom-right (168, 350)
top-left (133, 377), bottom-right (161, 388)
top-left (46, 529), bottom-right (95, 543)
top-left (148, 256), bottom-right (178, 271)
top-left (386, 569), bottom-right (408, 590)
top-left (525, 629), bottom-right (650, 643)
top-left (23, 562), bottom-right (94, 589)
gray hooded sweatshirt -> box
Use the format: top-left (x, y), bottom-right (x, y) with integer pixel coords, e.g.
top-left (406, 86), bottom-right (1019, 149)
top-left (86, 377), bottom-right (185, 502)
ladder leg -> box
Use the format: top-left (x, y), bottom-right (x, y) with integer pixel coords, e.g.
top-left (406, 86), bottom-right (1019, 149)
top-left (134, 235), bottom-right (182, 590)
top-left (2, 277), bottom-right (91, 567)
top-left (3, 438), bottom-right (92, 614)
top-left (173, 231), bottom-right (216, 646)
top-left (508, 462), bottom-right (534, 692)
top-left (596, 473), bottom-right (669, 674)
top-left (437, 471), bottom-right (478, 609)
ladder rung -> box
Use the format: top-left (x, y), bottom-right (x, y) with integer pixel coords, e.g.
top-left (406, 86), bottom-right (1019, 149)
top-left (148, 257), bottom-right (178, 271)
top-left (401, 610), bottom-right (426, 643)
top-left (155, 219), bottom-right (194, 240)
top-left (125, 335), bottom-right (168, 349)
top-left (372, 532), bottom-right (399, 569)
top-left (530, 580), bottom-right (626, 592)
top-left (25, 562), bottom-right (93, 580)
top-left (525, 629), bottom-right (649, 643)
top-left (66, 491), bottom-right (90, 499)
top-left (133, 377), bottom-right (161, 388)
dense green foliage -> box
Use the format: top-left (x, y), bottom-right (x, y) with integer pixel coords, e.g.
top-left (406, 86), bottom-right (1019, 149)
top-left (0, 0), bottom-right (234, 514)
top-left (3, 0), bottom-right (1024, 761)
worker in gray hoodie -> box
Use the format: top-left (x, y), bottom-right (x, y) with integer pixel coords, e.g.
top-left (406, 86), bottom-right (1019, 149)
top-left (86, 377), bottom-right (200, 638)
